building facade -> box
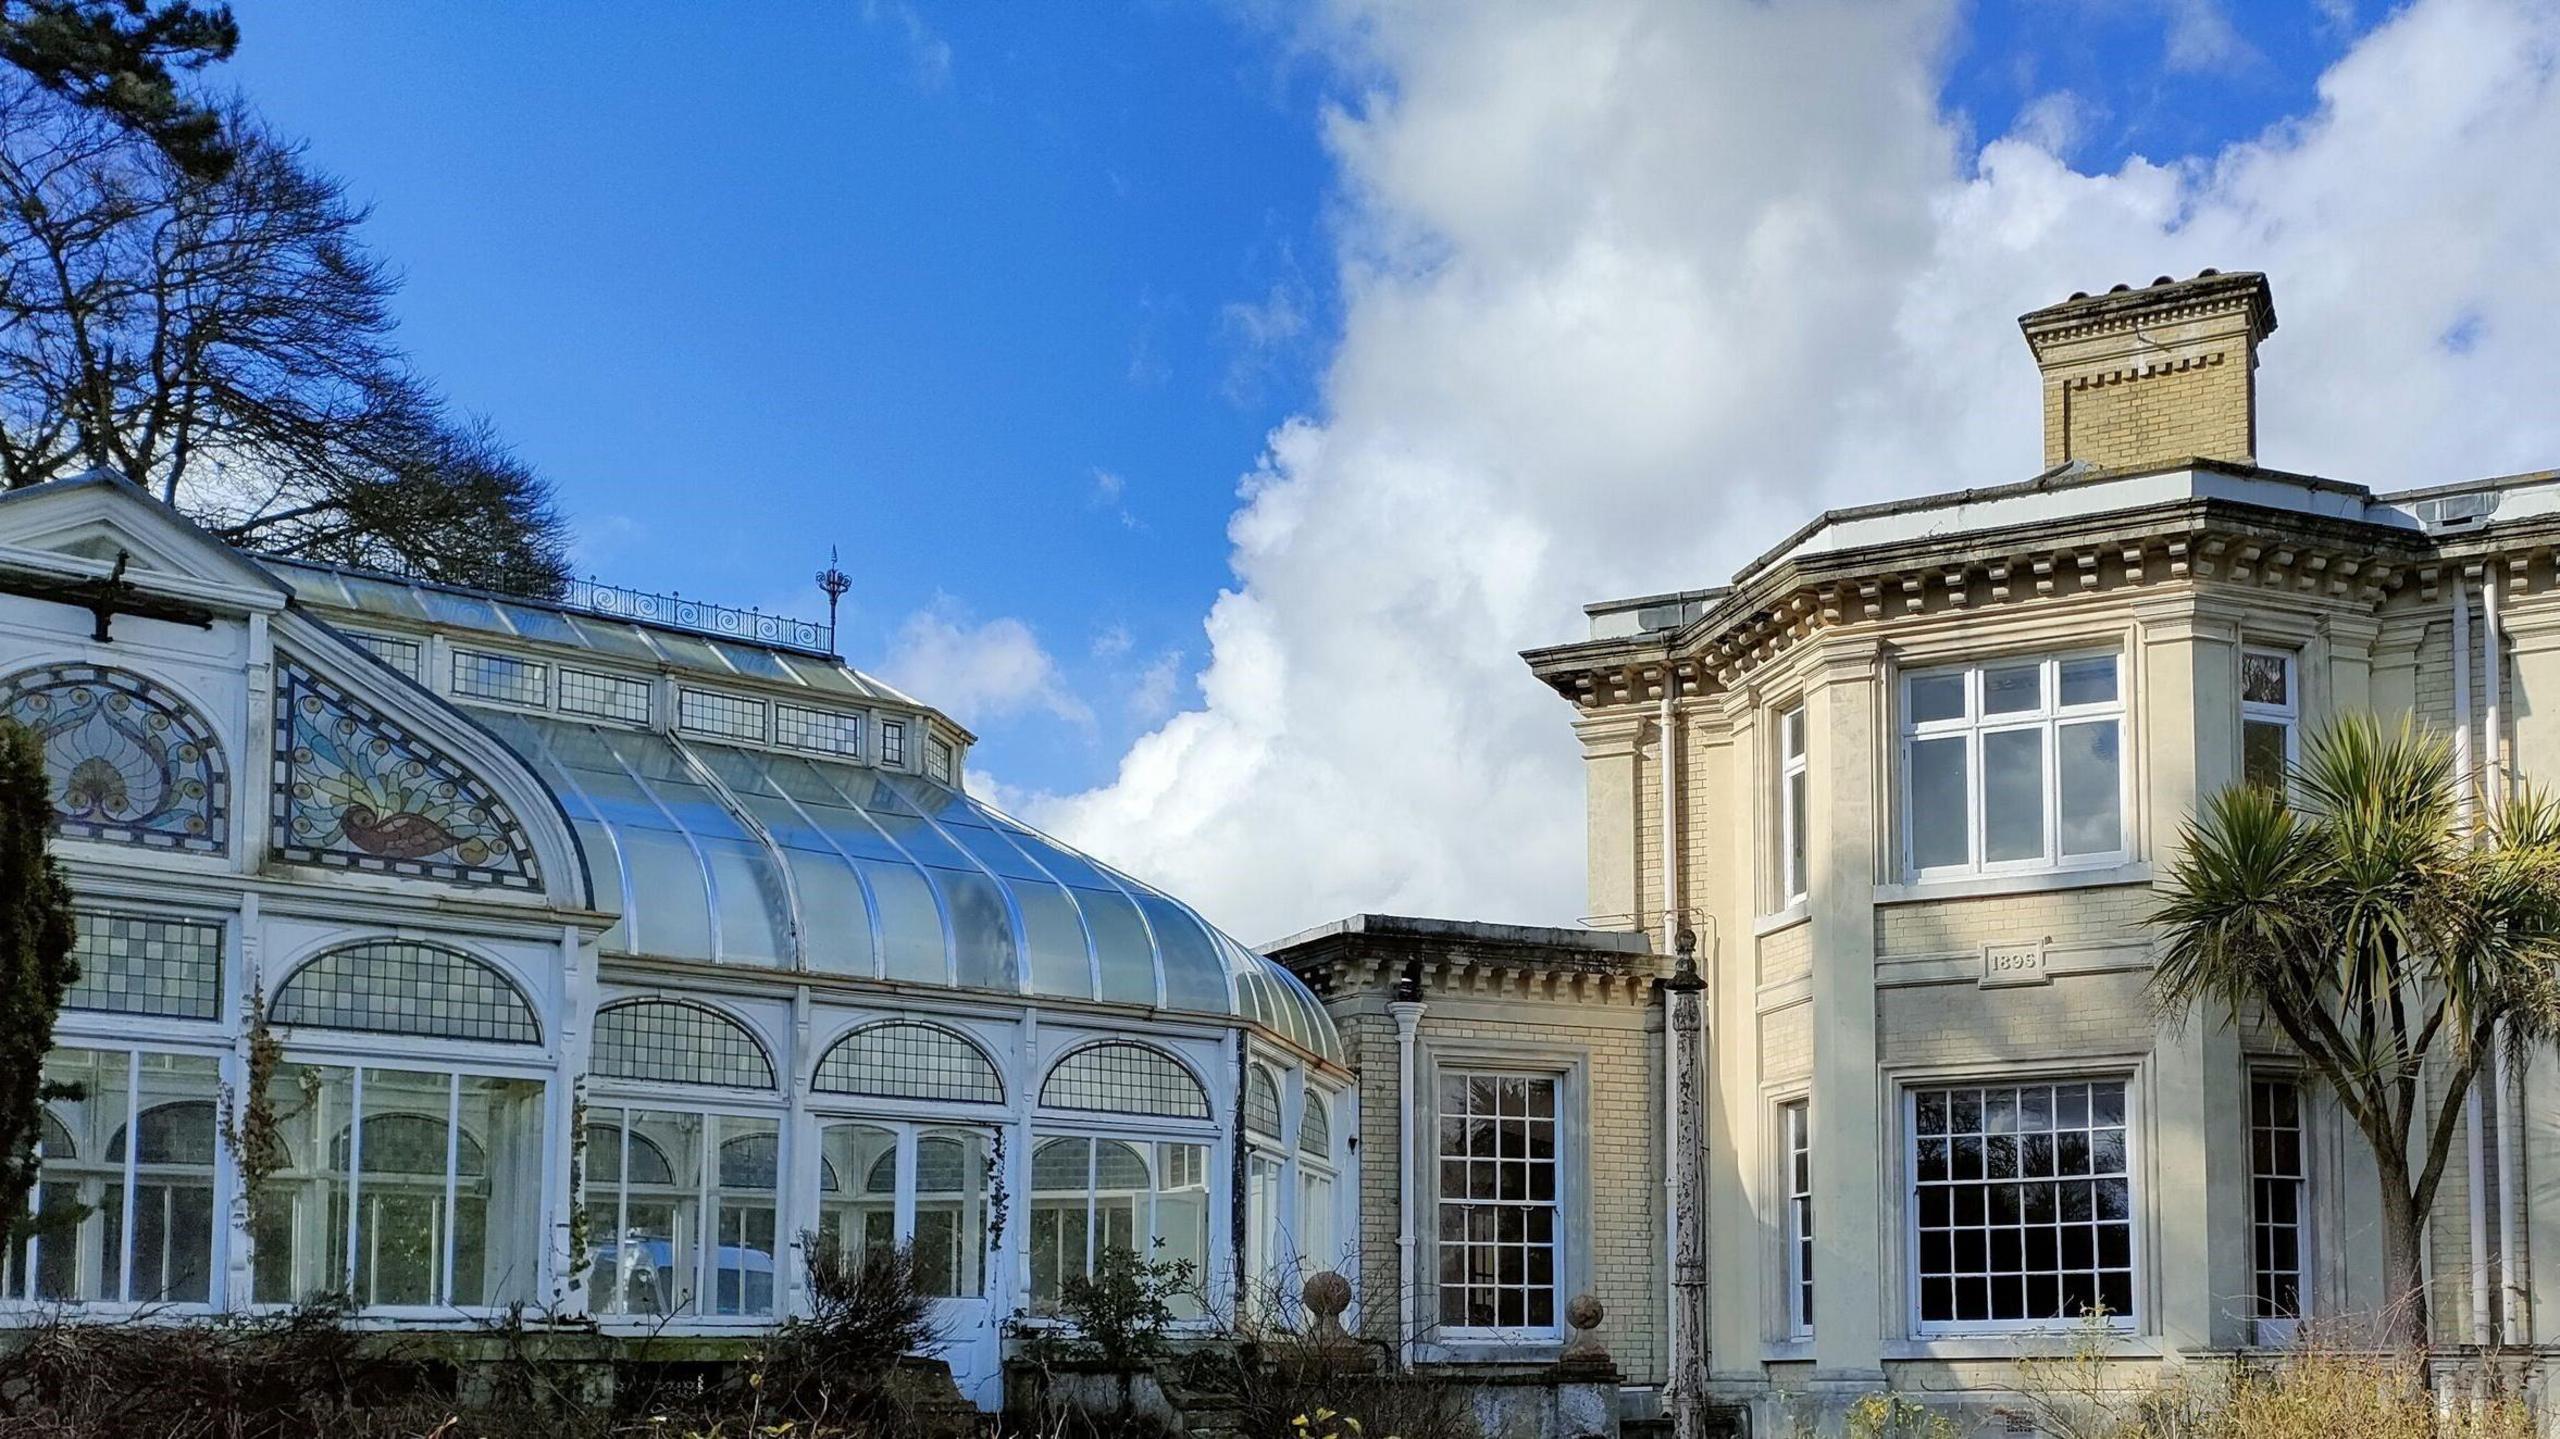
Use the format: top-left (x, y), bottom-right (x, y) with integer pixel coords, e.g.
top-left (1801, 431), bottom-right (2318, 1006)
top-left (1282, 270), bottom-right (2560, 1433)
top-left (0, 472), bottom-right (1352, 1409)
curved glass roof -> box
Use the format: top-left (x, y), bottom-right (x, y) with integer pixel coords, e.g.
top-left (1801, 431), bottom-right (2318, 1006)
top-left (476, 713), bottom-right (1339, 1062)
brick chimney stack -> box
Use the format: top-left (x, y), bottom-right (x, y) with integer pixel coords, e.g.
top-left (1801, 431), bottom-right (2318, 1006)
top-left (2019, 270), bottom-right (2277, 473)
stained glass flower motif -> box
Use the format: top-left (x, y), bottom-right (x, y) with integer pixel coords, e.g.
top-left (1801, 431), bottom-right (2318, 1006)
top-left (272, 658), bottom-right (541, 889)
top-left (0, 664), bottom-right (227, 852)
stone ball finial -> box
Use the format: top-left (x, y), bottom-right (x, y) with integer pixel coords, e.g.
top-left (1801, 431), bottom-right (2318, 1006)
top-left (1565, 1293), bottom-right (1603, 1332)
top-left (1559, 1292), bottom-right (1610, 1366)
top-left (1304, 1270), bottom-right (1351, 1320)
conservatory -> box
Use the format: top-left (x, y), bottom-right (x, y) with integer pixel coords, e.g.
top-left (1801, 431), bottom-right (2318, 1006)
top-left (0, 472), bottom-right (1350, 1409)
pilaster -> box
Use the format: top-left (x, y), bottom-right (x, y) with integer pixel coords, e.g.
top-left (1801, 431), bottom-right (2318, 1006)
top-left (2133, 598), bottom-right (2249, 1351)
top-left (1578, 713), bottom-right (1647, 931)
top-left (1803, 636), bottom-right (1884, 1383)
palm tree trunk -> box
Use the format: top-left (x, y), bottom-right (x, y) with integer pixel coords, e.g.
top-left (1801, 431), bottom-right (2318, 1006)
top-left (2379, 1174), bottom-right (2432, 1355)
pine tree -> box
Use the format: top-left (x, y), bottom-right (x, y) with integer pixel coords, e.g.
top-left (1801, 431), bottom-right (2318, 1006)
top-left (0, 719), bottom-right (78, 1253)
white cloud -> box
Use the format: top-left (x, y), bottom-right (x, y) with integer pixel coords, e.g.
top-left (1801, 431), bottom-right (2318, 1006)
top-left (882, 601), bottom-right (1092, 730)
top-left (1019, 0), bottom-right (2560, 947)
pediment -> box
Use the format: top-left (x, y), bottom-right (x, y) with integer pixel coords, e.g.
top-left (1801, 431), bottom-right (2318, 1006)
top-left (0, 470), bottom-right (288, 610)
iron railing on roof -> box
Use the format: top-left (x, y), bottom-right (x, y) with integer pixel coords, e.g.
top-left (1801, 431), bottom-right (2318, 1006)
top-left (564, 578), bottom-right (832, 654)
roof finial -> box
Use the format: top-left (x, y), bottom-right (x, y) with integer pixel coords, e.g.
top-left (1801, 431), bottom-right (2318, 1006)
top-left (814, 547), bottom-right (852, 655)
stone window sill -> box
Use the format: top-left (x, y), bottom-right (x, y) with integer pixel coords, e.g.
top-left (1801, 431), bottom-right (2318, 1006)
top-left (1873, 861), bottom-right (2151, 907)
top-left (1752, 903), bottom-right (1810, 938)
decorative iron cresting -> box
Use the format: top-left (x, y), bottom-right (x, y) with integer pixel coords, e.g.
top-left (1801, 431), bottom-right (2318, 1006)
top-left (272, 657), bottom-right (542, 889)
top-left (564, 577), bottom-right (832, 654)
top-left (0, 663), bottom-right (228, 852)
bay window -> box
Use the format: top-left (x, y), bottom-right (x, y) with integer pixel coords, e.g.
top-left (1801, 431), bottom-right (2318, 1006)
top-left (1901, 652), bottom-right (2126, 880)
top-left (1909, 1078), bottom-right (2133, 1331)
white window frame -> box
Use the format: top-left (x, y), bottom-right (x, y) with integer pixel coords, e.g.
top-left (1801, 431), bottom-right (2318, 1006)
top-left (1903, 1074), bottom-right (2141, 1336)
top-left (1783, 1098), bottom-right (1813, 1338)
top-left (2247, 1071), bottom-right (2310, 1344)
top-left (878, 718), bottom-right (908, 769)
top-left (1898, 650), bottom-right (2130, 883)
top-left (1432, 1068), bottom-right (1566, 1340)
top-left (2240, 648), bottom-right (2299, 792)
top-left (1779, 706), bottom-right (1809, 905)
top-left (578, 1094), bottom-right (789, 1326)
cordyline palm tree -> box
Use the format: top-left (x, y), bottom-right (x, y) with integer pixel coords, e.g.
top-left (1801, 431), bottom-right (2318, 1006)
top-left (2152, 714), bottom-right (2560, 1353)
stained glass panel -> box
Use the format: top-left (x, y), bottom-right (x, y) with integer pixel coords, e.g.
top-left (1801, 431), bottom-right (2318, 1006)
top-left (0, 664), bottom-right (227, 852)
top-left (273, 658), bottom-right (542, 889)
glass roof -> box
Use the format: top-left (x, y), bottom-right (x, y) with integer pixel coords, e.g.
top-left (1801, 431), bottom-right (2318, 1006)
top-left (264, 558), bottom-right (906, 703)
top-left (475, 712), bottom-right (1340, 1062)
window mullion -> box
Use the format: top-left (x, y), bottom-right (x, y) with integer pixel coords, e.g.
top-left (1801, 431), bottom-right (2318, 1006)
top-left (440, 1074), bottom-right (461, 1306)
top-left (342, 1067), bottom-right (365, 1299)
top-left (115, 1055), bottom-right (139, 1304)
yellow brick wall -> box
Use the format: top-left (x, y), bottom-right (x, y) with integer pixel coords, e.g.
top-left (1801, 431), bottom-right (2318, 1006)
top-left (1760, 999), bottom-right (1812, 1086)
top-left (1874, 884), bottom-right (2155, 958)
top-left (1876, 970), bottom-right (2155, 1069)
top-left (1759, 921), bottom-right (1811, 990)
top-left (2048, 359), bottom-right (2253, 470)
top-left (1412, 998), bottom-right (1666, 1380)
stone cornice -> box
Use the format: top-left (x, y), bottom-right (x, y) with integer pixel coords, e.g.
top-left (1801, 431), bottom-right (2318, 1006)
top-left (1526, 498), bottom-right (2429, 711)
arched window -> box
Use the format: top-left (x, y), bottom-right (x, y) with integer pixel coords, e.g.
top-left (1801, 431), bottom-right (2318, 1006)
top-left (1244, 1066), bottom-right (1284, 1144)
top-left (39, 1110), bottom-right (75, 1158)
top-left (814, 1021), bottom-right (1002, 1104)
top-left (585, 1123), bottom-right (675, 1187)
top-left (594, 999), bottom-right (775, 1089)
top-left (333, 1115), bottom-right (489, 1175)
top-left (109, 1100), bottom-right (221, 1165)
top-left (719, 1131), bottom-right (779, 1190)
top-left (1041, 1041), bottom-right (1208, 1119)
top-left (275, 940), bottom-right (540, 1045)
top-left (1300, 1092), bottom-right (1332, 1159)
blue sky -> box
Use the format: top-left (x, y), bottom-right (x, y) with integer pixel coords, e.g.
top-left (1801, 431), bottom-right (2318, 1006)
top-left (210, 0), bottom-right (2560, 946)
top-left (220, 1), bottom-right (2378, 803)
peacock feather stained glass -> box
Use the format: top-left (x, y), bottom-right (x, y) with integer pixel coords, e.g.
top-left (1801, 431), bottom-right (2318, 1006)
top-left (0, 664), bottom-right (227, 853)
top-left (273, 658), bottom-right (540, 889)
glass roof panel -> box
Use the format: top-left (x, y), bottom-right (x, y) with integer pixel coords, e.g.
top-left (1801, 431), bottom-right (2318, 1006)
top-left (565, 614), bottom-right (666, 662)
top-left (781, 653), bottom-right (875, 699)
top-left (495, 602), bottom-right (587, 647)
top-left (1136, 893), bottom-right (1230, 1015)
top-left (335, 573), bottom-right (437, 623)
top-left (414, 587), bottom-right (506, 632)
top-left (642, 630), bottom-right (730, 672)
top-left (600, 730), bottom-right (792, 968)
top-left (711, 642), bottom-right (796, 682)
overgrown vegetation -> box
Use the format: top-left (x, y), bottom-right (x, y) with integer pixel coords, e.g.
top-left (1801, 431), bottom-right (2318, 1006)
top-left (1995, 1318), bottom-right (2535, 1439)
top-left (0, 1248), bottom-right (955, 1439)
top-left (1032, 1244), bottom-right (1201, 1372)
top-left (0, 718), bottom-right (77, 1258)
